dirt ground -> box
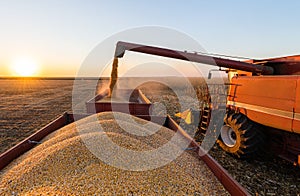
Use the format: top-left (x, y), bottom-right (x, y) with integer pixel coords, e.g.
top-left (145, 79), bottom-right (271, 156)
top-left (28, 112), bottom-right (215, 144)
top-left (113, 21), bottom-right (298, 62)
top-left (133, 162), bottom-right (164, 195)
top-left (0, 78), bottom-right (299, 195)
top-left (0, 79), bottom-right (74, 153)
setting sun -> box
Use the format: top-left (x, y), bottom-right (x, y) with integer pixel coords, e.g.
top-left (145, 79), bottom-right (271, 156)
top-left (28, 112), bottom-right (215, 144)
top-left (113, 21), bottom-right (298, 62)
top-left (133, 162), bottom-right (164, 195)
top-left (11, 58), bottom-right (39, 77)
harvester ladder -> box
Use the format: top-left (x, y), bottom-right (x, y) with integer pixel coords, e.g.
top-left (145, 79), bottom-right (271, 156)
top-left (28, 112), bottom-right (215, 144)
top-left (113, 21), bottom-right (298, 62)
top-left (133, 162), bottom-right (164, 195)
top-left (200, 107), bottom-right (211, 132)
top-left (194, 83), bottom-right (228, 141)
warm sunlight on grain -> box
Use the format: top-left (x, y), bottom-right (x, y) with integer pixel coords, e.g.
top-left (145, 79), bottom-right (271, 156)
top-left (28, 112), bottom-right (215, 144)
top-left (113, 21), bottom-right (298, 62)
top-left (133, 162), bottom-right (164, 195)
top-left (11, 58), bottom-right (39, 77)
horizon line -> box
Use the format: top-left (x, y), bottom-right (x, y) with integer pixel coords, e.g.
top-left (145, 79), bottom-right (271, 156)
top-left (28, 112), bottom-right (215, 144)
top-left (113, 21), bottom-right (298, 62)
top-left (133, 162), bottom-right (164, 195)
top-left (0, 76), bottom-right (216, 80)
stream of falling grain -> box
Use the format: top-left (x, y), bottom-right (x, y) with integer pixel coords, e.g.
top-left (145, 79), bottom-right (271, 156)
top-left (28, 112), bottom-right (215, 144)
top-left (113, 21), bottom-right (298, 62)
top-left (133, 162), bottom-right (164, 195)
top-left (108, 57), bottom-right (118, 97)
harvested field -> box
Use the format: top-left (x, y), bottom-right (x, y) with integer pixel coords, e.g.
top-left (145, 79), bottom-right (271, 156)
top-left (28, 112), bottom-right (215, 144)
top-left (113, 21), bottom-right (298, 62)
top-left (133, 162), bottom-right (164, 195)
top-left (0, 112), bottom-right (228, 195)
top-left (0, 79), bottom-right (73, 154)
top-left (0, 78), bottom-right (108, 154)
top-left (0, 78), bottom-right (299, 195)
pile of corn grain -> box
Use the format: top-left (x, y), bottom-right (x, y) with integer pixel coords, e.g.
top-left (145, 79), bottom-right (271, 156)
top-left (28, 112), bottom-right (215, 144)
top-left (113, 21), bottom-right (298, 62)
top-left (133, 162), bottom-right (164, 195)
top-left (0, 112), bottom-right (228, 195)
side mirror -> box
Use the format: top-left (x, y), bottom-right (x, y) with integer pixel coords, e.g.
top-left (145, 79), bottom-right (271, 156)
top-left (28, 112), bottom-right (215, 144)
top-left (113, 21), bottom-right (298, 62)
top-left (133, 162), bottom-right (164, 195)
top-left (208, 68), bottom-right (226, 79)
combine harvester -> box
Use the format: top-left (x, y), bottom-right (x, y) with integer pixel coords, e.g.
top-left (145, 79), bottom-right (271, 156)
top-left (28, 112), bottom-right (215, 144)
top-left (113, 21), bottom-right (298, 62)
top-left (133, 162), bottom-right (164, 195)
top-left (113, 41), bottom-right (300, 166)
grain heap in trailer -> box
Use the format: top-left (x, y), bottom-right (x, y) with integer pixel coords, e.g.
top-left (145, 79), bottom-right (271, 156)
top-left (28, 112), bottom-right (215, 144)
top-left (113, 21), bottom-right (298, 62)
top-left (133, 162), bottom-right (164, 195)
top-left (113, 41), bottom-right (300, 166)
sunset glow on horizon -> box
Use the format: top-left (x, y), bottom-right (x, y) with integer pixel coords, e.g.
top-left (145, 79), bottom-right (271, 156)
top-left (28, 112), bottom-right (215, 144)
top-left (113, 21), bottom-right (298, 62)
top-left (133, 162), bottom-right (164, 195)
top-left (10, 57), bottom-right (39, 77)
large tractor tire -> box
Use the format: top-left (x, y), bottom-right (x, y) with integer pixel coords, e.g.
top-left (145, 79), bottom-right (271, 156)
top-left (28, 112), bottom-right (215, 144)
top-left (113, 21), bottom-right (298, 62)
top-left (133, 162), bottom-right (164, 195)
top-left (217, 110), bottom-right (265, 159)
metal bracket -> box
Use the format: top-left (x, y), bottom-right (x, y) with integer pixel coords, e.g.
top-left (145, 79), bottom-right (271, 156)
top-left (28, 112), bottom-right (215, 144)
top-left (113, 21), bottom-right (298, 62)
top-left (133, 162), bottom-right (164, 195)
top-left (28, 140), bottom-right (42, 144)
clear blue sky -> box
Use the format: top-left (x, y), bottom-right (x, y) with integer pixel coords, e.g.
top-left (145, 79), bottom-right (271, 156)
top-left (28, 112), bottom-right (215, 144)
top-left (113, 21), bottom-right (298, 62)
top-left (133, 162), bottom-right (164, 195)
top-left (0, 0), bottom-right (299, 76)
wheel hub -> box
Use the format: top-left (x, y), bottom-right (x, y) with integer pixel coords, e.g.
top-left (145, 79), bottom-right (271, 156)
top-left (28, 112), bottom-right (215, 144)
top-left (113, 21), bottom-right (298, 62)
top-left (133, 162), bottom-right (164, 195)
top-left (220, 125), bottom-right (237, 147)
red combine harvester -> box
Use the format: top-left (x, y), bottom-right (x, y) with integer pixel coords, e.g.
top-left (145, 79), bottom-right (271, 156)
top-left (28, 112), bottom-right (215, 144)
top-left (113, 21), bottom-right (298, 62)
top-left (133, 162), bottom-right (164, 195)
top-left (114, 41), bottom-right (300, 166)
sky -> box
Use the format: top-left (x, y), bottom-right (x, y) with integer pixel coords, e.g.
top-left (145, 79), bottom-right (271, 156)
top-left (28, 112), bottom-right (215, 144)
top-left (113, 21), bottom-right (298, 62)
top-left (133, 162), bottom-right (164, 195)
top-left (0, 0), bottom-right (299, 77)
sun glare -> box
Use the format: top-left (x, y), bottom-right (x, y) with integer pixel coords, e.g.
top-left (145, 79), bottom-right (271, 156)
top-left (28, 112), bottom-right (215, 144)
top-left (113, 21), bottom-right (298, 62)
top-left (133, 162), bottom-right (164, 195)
top-left (12, 58), bottom-right (39, 77)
